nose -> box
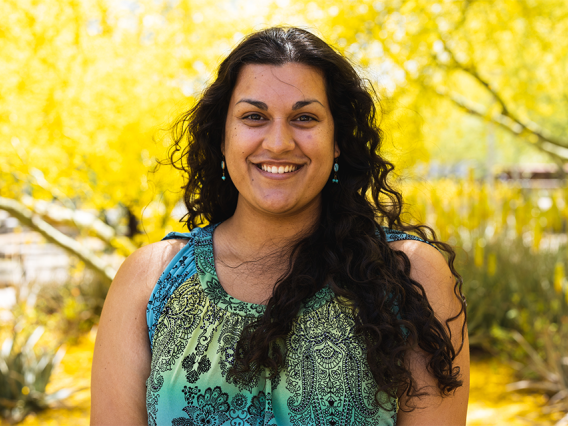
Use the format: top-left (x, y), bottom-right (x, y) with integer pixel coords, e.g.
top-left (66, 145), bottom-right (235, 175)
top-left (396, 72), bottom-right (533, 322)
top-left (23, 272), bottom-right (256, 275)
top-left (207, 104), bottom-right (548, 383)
top-left (262, 118), bottom-right (295, 154)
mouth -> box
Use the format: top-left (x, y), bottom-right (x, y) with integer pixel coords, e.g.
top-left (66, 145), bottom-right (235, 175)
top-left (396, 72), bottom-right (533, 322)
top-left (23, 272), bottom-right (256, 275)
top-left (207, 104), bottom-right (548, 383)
top-left (255, 163), bottom-right (302, 175)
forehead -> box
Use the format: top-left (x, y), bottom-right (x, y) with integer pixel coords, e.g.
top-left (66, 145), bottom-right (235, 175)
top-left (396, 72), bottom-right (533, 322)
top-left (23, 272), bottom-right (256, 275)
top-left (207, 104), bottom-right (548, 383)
top-left (231, 63), bottom-right (328, 106)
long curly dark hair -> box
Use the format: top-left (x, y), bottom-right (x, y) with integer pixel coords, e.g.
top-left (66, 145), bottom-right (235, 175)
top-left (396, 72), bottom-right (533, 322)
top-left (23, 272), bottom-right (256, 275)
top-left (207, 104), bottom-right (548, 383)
top-left (168, 26), bottom-right (466, 409)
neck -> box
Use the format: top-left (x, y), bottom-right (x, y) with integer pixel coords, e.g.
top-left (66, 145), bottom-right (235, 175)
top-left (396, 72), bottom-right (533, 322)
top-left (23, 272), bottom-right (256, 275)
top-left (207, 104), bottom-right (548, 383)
top-left (214, 196), bottom-right (321, 262)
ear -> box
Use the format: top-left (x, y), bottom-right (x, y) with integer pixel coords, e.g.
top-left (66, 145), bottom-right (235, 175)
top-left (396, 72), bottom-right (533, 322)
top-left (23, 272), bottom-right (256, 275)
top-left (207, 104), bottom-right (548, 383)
top-left (334, 141), bottom-right (340, 158)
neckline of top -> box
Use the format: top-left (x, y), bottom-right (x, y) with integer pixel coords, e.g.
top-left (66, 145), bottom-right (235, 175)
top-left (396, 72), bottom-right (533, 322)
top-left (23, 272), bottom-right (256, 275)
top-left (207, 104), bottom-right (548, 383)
top-left (192, 223), bottom-right (334, 318)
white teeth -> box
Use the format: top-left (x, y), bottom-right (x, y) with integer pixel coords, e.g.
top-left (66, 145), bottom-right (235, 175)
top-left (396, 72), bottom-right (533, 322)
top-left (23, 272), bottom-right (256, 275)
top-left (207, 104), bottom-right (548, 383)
top-left (259, 164), bottom-right (298, 174)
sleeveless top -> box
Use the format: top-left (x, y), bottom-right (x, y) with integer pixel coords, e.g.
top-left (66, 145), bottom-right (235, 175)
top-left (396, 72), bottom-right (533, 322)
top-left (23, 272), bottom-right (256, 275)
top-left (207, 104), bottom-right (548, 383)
top-left (145, 224), bottom-right (426, 426)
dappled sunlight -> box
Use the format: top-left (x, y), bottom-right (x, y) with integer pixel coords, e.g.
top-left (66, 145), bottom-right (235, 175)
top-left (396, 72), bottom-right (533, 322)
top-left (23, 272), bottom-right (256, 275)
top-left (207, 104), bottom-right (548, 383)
top-left (468, 357), bottom-right (563, 425)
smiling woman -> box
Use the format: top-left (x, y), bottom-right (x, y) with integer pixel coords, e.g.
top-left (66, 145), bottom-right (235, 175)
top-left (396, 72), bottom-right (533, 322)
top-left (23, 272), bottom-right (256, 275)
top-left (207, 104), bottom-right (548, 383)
top-left (91, 27), bottom-right (469, 426)
top-left (223, 63), bottom-right (338, 221)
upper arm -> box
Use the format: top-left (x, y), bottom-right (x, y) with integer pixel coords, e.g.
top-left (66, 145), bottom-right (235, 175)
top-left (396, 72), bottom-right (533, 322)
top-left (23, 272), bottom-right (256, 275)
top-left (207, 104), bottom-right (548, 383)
top-left (390, 240), bottom-right (469, 426)
top-left (90, 239), bottom-right (186, 426)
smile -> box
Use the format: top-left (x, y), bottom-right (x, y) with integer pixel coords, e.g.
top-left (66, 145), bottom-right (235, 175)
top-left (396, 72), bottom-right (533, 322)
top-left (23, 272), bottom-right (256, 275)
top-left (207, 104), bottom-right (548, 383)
top-left (257, 164), bottom-right (300, 174)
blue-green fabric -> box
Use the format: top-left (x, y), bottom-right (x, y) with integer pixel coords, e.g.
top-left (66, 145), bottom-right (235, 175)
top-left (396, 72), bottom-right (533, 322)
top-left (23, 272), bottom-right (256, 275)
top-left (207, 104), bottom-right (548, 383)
top-left (145, 224), bottom-right (424, 426)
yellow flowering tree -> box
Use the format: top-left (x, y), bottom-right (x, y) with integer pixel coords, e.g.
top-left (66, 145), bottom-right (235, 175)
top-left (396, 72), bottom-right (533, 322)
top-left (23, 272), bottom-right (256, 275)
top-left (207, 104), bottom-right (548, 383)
top-left (0, 0), bottom-right (279, 278)
top-left (1, 0), bottom-right (566, 281)
top-left (271, 0), bottom-right (568, 167)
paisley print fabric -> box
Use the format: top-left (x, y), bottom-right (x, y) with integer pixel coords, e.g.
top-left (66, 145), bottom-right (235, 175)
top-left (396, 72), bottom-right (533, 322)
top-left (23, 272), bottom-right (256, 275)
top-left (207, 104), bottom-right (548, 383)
top-left (146, 224), bottom-right (423, 425)
top-left (146, 229), bottom-right (200, 347)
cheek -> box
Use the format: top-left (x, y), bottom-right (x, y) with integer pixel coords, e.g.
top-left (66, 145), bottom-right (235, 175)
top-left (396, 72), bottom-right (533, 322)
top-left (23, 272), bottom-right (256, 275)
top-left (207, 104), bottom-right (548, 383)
top-left (225, 128), bottom-right (244, 156)
top-left (313, 130), bottom-right (336, 161)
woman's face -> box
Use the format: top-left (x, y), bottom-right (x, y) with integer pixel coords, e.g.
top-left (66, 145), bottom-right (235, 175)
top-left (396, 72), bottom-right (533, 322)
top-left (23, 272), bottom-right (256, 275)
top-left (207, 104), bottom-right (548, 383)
top-left (223, 63), bottom-right (339, 219)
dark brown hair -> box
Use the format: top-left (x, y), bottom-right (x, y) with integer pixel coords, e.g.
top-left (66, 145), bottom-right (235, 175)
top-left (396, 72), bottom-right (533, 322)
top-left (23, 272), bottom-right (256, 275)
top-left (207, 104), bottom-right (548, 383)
top-left (168, 26), bottom-right (466, 409)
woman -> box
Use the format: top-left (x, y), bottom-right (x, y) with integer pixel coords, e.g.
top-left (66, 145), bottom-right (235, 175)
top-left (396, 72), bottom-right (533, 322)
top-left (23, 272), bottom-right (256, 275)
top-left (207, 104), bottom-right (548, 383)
top-left (91, 27), bottom-right (469, 425)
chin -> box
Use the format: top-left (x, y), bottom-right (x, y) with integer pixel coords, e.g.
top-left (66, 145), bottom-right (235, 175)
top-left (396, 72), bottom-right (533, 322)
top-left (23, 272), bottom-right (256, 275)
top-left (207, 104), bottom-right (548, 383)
top-left (258, 202), bottom-right (298, 216)
top-left (257, 195), bottom-right (322, 217)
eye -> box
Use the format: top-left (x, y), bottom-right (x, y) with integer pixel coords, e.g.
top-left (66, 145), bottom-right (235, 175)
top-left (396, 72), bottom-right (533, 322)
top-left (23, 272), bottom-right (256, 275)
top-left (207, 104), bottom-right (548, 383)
top-left (243, 113), bottom-right (264, 121)
top-left (295, 115), bottom-right (317, 122)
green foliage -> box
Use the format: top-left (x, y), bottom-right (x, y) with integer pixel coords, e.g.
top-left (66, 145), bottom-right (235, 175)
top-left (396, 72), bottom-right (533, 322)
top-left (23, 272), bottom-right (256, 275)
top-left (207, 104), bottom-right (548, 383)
top-left (494, 324), bottom-right (568, 415)
top-left (33, 279), bottom-right (108, 343)
top-left (401, 177), bottom-right (568, 415)
top-left (459, 236), bottom-right (568, 414)
top-left (459, 237), bottom-right (567, 346)
top-left (0, 262), bottom-right (102, 422)
top-left (0, 325), bottom-right (72, 424)
top-left (13, 259), bottom-right (109, 344)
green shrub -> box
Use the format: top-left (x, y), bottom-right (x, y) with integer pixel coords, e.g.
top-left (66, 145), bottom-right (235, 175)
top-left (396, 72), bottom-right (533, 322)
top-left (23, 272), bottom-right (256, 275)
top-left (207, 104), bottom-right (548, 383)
top-left (459, 235), bottom-right (568, 415)
top-left (0, 325), bottom-right (73, 424)
top-left (32, 269), bottom-right (109, 343)
top-left (458, 236), bottom-right (567, 349)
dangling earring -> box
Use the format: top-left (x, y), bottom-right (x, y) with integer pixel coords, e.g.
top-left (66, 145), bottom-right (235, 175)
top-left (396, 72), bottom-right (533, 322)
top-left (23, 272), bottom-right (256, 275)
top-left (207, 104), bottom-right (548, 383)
top-left (332, 160), bottom-right (339, 183)
top-left (221, 158), bottom-right (226, 181)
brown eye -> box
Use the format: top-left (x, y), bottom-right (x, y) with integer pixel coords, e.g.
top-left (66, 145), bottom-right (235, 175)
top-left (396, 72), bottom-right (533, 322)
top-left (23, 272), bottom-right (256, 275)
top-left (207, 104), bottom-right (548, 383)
top-left (295, 115), bottom-right (316, 122)
top-left (244, 114), bottom-right (263, 121)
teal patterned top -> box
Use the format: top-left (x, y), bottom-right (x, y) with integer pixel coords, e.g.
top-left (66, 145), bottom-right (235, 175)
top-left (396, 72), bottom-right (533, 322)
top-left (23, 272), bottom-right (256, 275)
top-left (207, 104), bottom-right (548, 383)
top-left (145, 224), bottom-right (425, 426)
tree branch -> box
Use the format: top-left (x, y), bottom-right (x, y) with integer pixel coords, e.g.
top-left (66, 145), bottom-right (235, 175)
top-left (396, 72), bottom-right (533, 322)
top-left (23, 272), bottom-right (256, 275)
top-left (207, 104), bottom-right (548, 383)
top-left (443, 46), bottom-right (509, 115)
top-left (439, 43), bottom-right (568, 151)
top-left (0, 197), bottom-right (117, 284)
top-left (435, 86), bottom-right (568, 162)
top-left (22, 196), bottom-right (137, 256)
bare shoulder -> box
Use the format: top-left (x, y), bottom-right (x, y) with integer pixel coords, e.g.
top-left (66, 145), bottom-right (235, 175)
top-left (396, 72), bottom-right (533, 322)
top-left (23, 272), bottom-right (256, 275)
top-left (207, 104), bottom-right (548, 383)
top-left (388, 239), bottom-right (456, 319)
top-left (389, 240), bottom-right (469, 425)
top-left (114, 238), bottom-right (189, 298)
top-left (98, 238), bottom-right (188, 330)
top-left (388, 238), bottom-right (450, 280)
top-left (91, 238), bottom-right (188, 425)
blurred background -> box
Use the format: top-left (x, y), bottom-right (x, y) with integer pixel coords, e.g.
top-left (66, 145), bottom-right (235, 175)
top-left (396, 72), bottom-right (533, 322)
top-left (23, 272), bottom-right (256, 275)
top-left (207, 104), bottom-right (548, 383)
top-left (1, 0), bottom-right (567, 424)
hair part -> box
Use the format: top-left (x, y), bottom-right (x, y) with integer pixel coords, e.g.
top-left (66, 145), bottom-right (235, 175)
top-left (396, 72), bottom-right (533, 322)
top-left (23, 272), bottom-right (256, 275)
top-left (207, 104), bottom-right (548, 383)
top-left (168, 26), bottom-right (466, 410)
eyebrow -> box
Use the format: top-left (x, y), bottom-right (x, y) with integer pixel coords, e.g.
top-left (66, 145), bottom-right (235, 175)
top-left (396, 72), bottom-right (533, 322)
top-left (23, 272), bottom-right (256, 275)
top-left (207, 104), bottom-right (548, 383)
top-left (236, 99), bottom-right (268, 110)
top-left (292, 100), bottom-right (324, 110)
top-left (235, 98), bottom-right (324, 110)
